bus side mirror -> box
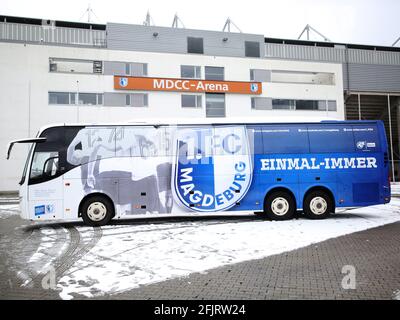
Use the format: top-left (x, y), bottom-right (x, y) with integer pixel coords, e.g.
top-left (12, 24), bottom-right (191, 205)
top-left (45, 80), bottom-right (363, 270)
top-left (6, 137), bottom-right (47, 159)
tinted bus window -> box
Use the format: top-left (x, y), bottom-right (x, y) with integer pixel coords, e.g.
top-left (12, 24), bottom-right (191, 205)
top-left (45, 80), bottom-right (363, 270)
top-left (65, 126), bottom-right (85, 171)
top-left (308, 124), bottom-right (355, 153)
top-left (115, 126), bottom-right (160, 158)
top-left (213, 125), bottom-right (248, 156)
top-left (262, 125), bottom-right (309, 154)
top-left (246, 126), bottom-right (263, 155)
top-left (66, 127), bottom-right (116, 166)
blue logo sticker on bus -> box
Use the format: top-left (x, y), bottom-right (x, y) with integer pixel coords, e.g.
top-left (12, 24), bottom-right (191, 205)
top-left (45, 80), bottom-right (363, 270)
top-left (35, 205), bottom-right (45, 216)
top-left (356, 141), bottom-right (366, 149)
top-left (46, 204), bottom-right (55, 214)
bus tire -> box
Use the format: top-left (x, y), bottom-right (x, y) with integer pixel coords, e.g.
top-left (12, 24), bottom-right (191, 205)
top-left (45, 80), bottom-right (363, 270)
top-left (264, 191), bottom-right (296, 220)
top-left (303, 190), bottom-right (333, 220)
top-left (81, 195), bottom-right (114, 227)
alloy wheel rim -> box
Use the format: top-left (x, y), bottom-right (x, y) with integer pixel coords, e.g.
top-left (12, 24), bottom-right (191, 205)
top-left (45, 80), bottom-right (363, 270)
top-left (310, 197), bottom-right (328, 215)
top-left (271, 197), bottom-right (289, 216)
top-left (87, 202), bottom-right (107, 221)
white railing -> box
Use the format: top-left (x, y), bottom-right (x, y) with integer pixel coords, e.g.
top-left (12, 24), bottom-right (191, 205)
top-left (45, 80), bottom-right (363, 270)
top-left (0, 22), bottom-right (106, 47)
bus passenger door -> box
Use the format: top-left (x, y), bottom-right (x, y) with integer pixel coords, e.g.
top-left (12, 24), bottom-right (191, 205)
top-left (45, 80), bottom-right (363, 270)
top-left (28, 146), bottom-right (64, 221)
top-left (26, 126), bottom-right (78, 221)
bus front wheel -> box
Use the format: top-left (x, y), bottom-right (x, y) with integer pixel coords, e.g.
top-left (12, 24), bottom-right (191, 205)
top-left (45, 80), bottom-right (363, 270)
top-left (81, 196), bottom-right (114, 227)
top-left (303, 191), bottom-right (333, 220)
top-left (264, 191), bottom-right (296, 220)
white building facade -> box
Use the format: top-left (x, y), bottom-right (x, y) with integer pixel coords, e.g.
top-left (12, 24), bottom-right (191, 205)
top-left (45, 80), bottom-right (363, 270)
top-left (0, 17), bottom-right (344, 191)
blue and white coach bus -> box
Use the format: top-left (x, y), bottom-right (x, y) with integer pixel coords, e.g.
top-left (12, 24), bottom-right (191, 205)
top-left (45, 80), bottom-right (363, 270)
top-left (7, 120), bottom-right (391, 226)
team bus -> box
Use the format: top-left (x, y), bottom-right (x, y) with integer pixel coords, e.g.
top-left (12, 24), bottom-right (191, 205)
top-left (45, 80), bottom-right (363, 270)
top-left (7, 120), bottom-right (391, 226)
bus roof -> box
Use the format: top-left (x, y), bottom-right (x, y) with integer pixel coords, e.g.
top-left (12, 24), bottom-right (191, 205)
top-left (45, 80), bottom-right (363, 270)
top-left (36, 118), bottom-right (383, 135)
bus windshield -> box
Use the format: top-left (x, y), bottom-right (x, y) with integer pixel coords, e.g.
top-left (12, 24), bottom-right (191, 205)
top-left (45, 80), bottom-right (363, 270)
top-left (29, 127), bottom-right (64, 185)
top-left (28, 126), bottom-right (84, 185)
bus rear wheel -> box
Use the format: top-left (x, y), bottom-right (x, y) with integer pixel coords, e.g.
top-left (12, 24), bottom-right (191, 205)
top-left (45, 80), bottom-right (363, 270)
top-left (81, 196), bottom-right (114, 227)
top-left (264, 191), bottom-right (295, 220)
top-left (303, 191), bottom-right (333, 220)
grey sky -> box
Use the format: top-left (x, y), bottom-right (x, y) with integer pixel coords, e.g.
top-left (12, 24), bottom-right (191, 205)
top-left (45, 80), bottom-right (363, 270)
top-left (1, 0), bottom-right (399, 46)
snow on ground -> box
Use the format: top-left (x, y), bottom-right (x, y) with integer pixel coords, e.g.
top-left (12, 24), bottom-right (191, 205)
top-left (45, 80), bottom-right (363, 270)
top-left (0, 204), bottom-right (19, 219)
top-left (2, 190), bottom-right (400, 299)
top-left (27, 228), bottom-right (70, 275)
top-left (57, 198), bottom-right (400, 299)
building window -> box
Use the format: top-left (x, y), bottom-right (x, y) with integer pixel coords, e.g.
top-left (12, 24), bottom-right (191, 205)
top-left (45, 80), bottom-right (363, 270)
top-left (49, 58), bottom-right (103, 74)
top-left (78, 93), bottom-right (103, 106)
top-left (250, 69), bottom-right (271, 82)
top-left (126, 93), bottom-right (148, 107)
top-left (49, 92), bottom-right (103, 105)
top-left (245, 41), bottom-right (260, 58)
top-left (251, 97), bottom-right (272, 110)
top-left (103, 61), bottom-right (148, 76)
top-left (93, 61), bottom-right (103, 74)
top-left (206, 93), bottom-right (225, 117)
top-left (187, 37), bottom-right (204, 54)
top-left (181, 65), bottom-right (201, 79)
top-left (97, 94), bottom-right (103, 105)
top-left (182, 94), bottom-right (202, 108)
top-left (125, 63), bottom-right (131, 75)
top-left (295, 100), bottom-right (326, 111)
top-left (251, 98), bottom-right (338, 111)
top-left (270, 70), bottom-right (335, 85)
top-left (327, 100), bottom-right (337, 111)
top-left (130, 63), bottom-right (148, 76)
top-left (272, 99), bottom-right (296, 110)
top-left (49, 92), bottom-right (76, 105)
top-left (205, 66), bottom-right (224, 81)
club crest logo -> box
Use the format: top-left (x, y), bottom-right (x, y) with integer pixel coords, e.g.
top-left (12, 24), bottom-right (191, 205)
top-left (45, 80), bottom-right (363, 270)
top-left (250, 83), bottom-right (259, 93)
top-left (46, 204), bottom-right (55, 214)
top-left (119, 77), bottom-right (128, 87)
top-left (172, 125), bottom-right (253, 212)
top-left (356, 141), bottom-right (366, 149)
